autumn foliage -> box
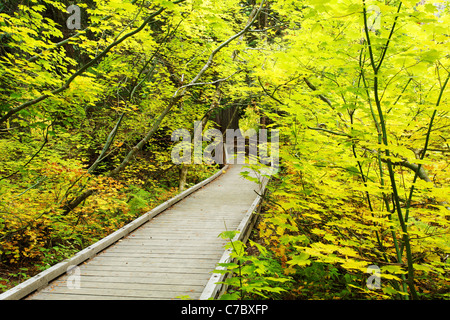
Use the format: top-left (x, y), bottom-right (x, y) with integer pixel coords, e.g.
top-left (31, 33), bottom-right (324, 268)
top-left (1, 0), bottom-right (449, 299)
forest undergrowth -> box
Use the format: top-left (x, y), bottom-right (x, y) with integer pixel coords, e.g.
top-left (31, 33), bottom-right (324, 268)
top-left (219, 164), bottom-right (449, 300)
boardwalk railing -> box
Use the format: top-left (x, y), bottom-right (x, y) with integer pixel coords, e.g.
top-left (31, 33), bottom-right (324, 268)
top-left (200, 175), bottom-right (269, 300)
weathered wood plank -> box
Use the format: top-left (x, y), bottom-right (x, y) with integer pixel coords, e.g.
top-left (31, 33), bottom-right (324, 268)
top-left (97, 252), bottom-right (221, 258)
top-left (75, 270), bottom-right (211, 278)
top-left (36, 287), bottom-right (194, 298)
top-left (111, 240), bottom-right (226, 246)
top-left (117, 234), bottom-right (225, 240)
top-left (30, 293), bottom-right (190, 300)
top-left (60, 270), bottom-right (213, 280)
top-left (29, 293), bottom-right (143, 300)
top-left (83, 259), bottom-right (218, 268)
top-left (44, 280), bottom-right (205, 292)
top-left (103, 247), bottom-right (221, 255)
top-left (74, 270), bottom-right (212, 280)
top-left (76, 264), bottom-right (211, 274)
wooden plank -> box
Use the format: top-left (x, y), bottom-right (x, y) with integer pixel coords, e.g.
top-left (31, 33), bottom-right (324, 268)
top-left (63, 270), bottom-right (213, 279)
top-left (45, 274), bottom-right (209, 286)
top-left (136, 216), bottom-right (239, 222)
top-left (44, 280), bottom-right (205, 292)
top-left (81, 258), bottom-right (219, 268)
top-left (130, 228), bottom-right (223, 233)
top-left (110, 240), bottom-right (226, 246)
top-left (29, 293), bottom-right (147, 300)
top-left (102, 247), bottom-right (221, 255)
top-left (37, 287), bottom-right (192, 298)
top-left (149, 219), bottom-right (242, 224)
top-left (97, 252), bottom-right (221, 258)
top-left (83, 259), bottom-right (218, 268)
top-left (87, 254), bottom-right (219, 262)
top-left (94, 255), bottom-right (221, 262)
top-left (106, 243), bottom-right (225, 249)
top-left (125, 235), bottom-right (222, 240)
top-left (119, 234), bottom-right (224, 240)
top-left (30, 291), bottom-right (192, 300)
top-left (130, 227), bottom-right (225, 232)
top-left (74, 267), bottom-right (213, 275)
top-left (74, 268), bottom-right (212, 278)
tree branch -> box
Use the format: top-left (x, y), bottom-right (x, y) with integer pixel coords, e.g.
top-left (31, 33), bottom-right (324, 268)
top-left (396, 159), bottom-right (431, 183)
top-left (26, 0), bottom-right (143, 63)
top-left (361, 147), bottom-right (432, 183)
top-left (307, 126), bottom-right (351, 137)
top-left (303, 77), bottom-right (333, 109)
top-left (173, 70), bottom-right (242, 96)
top-left (257, 76), bottom-right (287, 105)
top-left (181, 0), bottom-right (266, 95)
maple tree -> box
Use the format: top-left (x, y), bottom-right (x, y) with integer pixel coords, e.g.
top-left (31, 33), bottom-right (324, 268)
top-left (238, 0), bottom-right (449, 300)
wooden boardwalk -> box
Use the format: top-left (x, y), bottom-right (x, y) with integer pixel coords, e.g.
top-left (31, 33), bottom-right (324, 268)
top-left (1, 164), bottom-right (268, 300)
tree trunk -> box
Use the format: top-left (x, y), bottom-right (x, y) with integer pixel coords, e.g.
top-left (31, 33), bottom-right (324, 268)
top-left (179, 164), bottom-right (188, 192)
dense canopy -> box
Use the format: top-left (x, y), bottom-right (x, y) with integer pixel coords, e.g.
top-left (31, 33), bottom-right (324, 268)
top-left (0, 0), bottom-right (449, 299)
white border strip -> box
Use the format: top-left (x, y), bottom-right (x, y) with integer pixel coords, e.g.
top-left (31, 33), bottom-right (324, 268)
top-left (199, 174), bottom-right (269, 300)
top-left (0, 165), bottom-right (229, 300)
